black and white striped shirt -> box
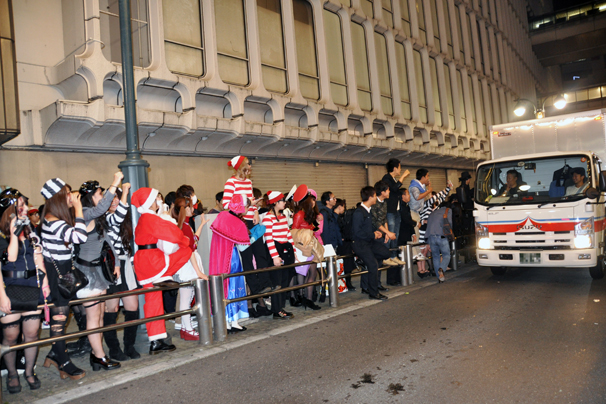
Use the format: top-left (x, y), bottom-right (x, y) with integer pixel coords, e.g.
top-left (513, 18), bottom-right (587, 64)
top-left (106, 201), bottom-right (129, 256)
top-left (41, 218), bottom-right (88, 261)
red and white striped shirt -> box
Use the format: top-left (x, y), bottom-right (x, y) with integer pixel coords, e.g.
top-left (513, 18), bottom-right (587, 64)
top-left (262, 212), bottom-right (294, 259)
top-left (223, 176), bottom-right (257, 221)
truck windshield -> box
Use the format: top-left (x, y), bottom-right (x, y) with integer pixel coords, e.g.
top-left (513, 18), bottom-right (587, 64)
top-left (475, 154), bottom-right (592, 206)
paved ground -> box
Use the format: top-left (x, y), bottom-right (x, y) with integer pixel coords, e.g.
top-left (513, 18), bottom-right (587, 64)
top-left (4, 262), bottom-right (606, 403)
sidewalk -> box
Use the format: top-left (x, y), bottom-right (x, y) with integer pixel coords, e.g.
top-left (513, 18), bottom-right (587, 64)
top-left (3, 263), bottom-right (480, 404)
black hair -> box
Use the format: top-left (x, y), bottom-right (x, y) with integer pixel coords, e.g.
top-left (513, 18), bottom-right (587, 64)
top-left (374, 180), bottom-right (389, 195)
top-left (386, 158), bottom-right (400, 173)
top-left (321, 191), bottom-right (333, 204)
top-left (81, 188), bottom-right (109, 239)
top-left (164, 192), bottom-right (177, 208)
top-left (506, 169), bottom-right (519, 179)
top-left (416, 168), bottom-right (429, 180)
top-left (333, 198), bottom-right (345, 211)
top-left (399, 187), bottom-right (407, 193)
top-left (360, 186), bottom-right (376, 202)
top-left (215, 191), bottom-right (224, 202)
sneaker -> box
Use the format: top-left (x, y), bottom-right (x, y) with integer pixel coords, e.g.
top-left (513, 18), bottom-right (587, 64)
top-left (391, 257), bottom-right (406, 266)
top-left (382, 258), bottom-right (399, 266)
top-left (180, 329), bottom-right (199, 341)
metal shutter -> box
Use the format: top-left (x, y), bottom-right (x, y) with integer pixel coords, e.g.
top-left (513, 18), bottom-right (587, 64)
top-left (251, 160), bottom-right (367, 206)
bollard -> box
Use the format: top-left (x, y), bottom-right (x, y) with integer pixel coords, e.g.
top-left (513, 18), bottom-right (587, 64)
top-left (406, 242), bottom-right (414, 285)
top-left (450, 239), bottom-right (458, 271)
top-left (400, 246), bottom-right (409, 286)
top-left (327, 256), bottom-right (340, 308)
top-left (209, 275), bottom-right (227, 342)
top-left (194, 278), bottom-right (213, 346)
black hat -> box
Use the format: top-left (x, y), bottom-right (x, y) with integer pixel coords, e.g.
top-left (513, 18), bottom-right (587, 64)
top-left (79, 180), bottom-right (104, 196)
top-left (459, 171), bottom-right (472, 182)
top-left (0, 188), bottom-right (28, 218)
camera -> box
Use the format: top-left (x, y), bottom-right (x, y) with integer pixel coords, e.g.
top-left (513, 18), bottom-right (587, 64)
top-left (10, 214), bottom-right (30, 236)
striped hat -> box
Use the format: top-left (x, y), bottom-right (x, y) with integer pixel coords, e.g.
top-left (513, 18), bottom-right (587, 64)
top-left (266, 191), bottom-right (284, 205)
top-left (227, 156), bottom-right (246, 170)
top-left (41, 178), bottom-right (66, 200)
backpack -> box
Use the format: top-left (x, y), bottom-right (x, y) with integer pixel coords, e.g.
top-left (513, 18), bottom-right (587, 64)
top-left (341, 208), bottom-right (356, 242)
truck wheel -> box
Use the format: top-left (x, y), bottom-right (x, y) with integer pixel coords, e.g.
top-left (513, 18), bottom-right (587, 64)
top-left (589, 259), bottom-right (605, 280)
top-left (490, 267), bottom-right (507, 276)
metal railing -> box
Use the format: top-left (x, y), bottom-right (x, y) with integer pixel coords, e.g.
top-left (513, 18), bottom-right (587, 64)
top-left (0, 237), bottom-right (475, 399)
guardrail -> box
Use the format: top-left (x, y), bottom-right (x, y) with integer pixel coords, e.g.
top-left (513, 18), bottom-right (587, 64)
top-left (0, 236), bottom-right (475, 399)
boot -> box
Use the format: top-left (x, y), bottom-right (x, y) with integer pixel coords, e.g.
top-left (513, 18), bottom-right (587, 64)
top-left (66, 310), bottom-right (91, 357)
top-left (103, 312), bottom-right (129, 361)
top-left (123, 310), bottom-right (141, 359)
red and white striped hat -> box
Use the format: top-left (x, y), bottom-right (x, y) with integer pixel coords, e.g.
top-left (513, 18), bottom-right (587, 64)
top-left (131, 187), bottom-right (159, 214)
top-left (266, 191), bottom-right (284, 205)
top-left (227, 156), bottom-right (246, 170)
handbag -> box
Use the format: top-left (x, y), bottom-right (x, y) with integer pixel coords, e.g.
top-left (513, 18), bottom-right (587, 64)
top-left (44, 242), bottom-right (89, 299)
top-left (5, 284), bottom-right (39, 312)
top-left (100, 238), bottom-right (117, 284)
top-left (443, 208), bottom-right (455, 242)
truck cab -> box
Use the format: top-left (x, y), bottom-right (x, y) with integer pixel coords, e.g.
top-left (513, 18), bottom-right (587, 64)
top-left (475, 110), bottom-right (606, 279)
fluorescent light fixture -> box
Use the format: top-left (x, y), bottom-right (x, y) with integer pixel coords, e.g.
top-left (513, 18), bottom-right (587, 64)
top-left (519, 185), bottom-right (531, 191)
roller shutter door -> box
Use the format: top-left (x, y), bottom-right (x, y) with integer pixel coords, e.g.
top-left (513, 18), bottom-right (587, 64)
top-left (251, 160), bottom-right (367, 206)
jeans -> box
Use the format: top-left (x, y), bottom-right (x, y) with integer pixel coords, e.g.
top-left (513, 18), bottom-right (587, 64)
top-left (427, 235), bottom-right (451, 277)
top-left (386, 213), bottom-right (401, 258)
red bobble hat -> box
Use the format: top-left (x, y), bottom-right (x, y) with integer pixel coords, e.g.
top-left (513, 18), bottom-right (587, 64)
top-left (131, 187), bottom-right (159, 214)
top-left (227, 156), bottom-right (246, 170)
top-left (266, 191), bottom-right (284, 205)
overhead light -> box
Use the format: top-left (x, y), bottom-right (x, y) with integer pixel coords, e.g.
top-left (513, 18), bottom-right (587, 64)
top-left (519, 185), bottom-right (531, 191)
top-left (553, 95), bottom-right (567, 110)
top-left (513, 103), bottom-right (526, 117)
top-left (536, 110), bottom-right (544, 119)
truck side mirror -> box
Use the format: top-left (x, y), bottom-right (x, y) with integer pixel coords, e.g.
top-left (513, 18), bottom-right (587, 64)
top-left (586, 187), bottom-right (600, 200)
top-left (600, 171), bottom-right (606, 192)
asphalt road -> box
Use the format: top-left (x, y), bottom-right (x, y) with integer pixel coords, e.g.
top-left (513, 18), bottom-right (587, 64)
top-left (68, 266), bottom-right (606, 404)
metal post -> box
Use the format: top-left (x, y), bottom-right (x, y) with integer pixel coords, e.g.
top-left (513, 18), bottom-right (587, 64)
top-left (209, 276), bottom-right (227, 342)
top-left (327, 256), bottom-right (339, 308)
top-left (194, 278), bottom-right (213, 345)
top-left (116, 0), bottom-right (150, 229)
top-left (450, 239), bottom-right (458, 271)
top-left (400, 246), bottom-right (409, 286)
top-left (406, 242), bottom-right (414, 285)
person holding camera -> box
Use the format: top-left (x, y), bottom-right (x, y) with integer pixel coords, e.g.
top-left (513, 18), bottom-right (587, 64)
top-left (0, 189), bottom-right (49, 393)
top-left (40, 178), bottom-right (88, 380)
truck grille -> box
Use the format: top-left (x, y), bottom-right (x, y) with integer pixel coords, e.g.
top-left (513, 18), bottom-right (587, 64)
top-left (491, 230), bottom-right (573, 250)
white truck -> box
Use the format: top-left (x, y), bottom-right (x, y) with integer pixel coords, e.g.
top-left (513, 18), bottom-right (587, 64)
top-left (474, 109), bottom-right (606, 279)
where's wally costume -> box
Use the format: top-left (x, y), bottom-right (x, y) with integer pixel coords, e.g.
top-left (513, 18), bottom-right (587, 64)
top-left (209, 193), bottom-right (250, 332)
top-left (131, 187), bottom-right (191, 345)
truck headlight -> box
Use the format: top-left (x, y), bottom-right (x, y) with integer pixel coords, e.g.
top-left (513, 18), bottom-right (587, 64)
top-left (475, 223), bottom-right (488, 238)
top-left (478, 237), bottom-right (491, 249)
top-left (574, 217), bottom-right (594, 249)
top-left (574, 235), bottom-right (592, 249)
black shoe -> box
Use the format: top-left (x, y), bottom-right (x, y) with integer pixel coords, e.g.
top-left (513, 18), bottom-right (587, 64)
top-left (43, 350), bottom-right (86, 380)
top-left (347, 285), bottom-right (357, 292)
top-left (256, 306), bottom-right (273, 316)
top-left (361, 288), bottom-right (369, 295)
top-left (6, 373), bottom-right (21, 394)
top-left (149, 340), bottom-right (176, 355)
top-left (123, 310), bottom-right (142, 360)
top-left (302, 297), bottom-right (321, 311)
top-left (228, 326), bottom-right (247, 334)
top-left (378, 285), bottom-right (389, 292)
top-left (319, 292), bottom-right (326, 303)
top-left (369, 293), bottom-right (388, 301)
top-left (103, 312), bottom-right (129, 361)
top-left (289, 295), bottom-right (303, 307)
top-left (124, 345), bottom-right (141, 360)
top-left (273, 310), bottom-right (294, 319)
top-left (24, 373), bottom-right (41, 390)
top-left (249, 306), bottom-right (260, 318)
top-left (90, 353), bottom-right (121, 371)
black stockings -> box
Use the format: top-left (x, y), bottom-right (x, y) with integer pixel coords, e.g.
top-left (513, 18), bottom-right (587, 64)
top-left (49, 305), bottom-right (70, 364)
top-left (2, 315), bottom-right (40, 385)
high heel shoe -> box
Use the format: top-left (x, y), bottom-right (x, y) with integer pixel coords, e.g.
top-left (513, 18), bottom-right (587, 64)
top-left (24, 373), bottom-right (41, 390)
top-left (302, 297), bottom-right (321, 311)
top-left (90, 353), bottom-right (121, 371)
top-left (44, 351), bottom-right (86, 380)
top-left (289, 295), bottom-right (302, 307)
top-left (6, 373), bottom-right (21, 394)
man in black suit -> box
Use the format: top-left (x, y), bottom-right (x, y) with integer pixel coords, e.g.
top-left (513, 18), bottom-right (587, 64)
top-left (352, 186), bottom-right (391, 300)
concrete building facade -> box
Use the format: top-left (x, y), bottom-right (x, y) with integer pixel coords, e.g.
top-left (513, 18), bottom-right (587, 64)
top-left (0, 0), bottom-right (549, 205)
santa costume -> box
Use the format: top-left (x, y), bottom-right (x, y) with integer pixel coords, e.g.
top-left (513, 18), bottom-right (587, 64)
top-left (131, 187), bottom-right (191, 353)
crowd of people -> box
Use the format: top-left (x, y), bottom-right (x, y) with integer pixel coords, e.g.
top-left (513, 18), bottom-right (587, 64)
top-left (0, 155), bottom-right (474, 394)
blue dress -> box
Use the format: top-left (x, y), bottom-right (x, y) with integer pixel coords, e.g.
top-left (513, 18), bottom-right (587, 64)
top-left (226, 246), bottom-right (249, 322)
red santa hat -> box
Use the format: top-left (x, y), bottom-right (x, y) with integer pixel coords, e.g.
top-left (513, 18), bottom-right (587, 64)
top-left (227, 155), bottom-right (246, 170)
top-left (266, 191), bottom-right (284, 205)
top-left (131, 187), bottom-right (159, 214)
top-left (292, 184), bottom-right (309, 202)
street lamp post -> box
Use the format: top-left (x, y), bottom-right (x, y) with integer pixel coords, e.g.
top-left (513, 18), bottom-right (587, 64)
top-left (513, 95), bottom-right (567, 119)
top-left (117, 0), bottom-right (150, 229)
